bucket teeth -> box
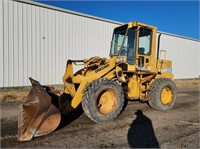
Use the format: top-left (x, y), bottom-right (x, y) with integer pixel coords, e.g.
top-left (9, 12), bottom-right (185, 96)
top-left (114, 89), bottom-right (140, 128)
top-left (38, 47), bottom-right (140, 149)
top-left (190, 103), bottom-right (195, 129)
top-left (18, 78), bottom-right (61, 141)
top-left (19, 105), bottom-right (27, 126)
top-left (18, 100), bottom-right (38, 139)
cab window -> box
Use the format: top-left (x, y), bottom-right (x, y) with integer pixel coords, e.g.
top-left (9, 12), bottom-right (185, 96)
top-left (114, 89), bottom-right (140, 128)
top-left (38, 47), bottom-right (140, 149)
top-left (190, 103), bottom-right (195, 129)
top-left (138, 28), bottom-right (152, 55)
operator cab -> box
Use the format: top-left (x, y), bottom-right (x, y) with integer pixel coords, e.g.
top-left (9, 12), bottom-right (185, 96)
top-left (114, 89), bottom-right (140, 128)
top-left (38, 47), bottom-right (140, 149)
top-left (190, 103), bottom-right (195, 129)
top-left (110, 21), bottom-right (157, 72)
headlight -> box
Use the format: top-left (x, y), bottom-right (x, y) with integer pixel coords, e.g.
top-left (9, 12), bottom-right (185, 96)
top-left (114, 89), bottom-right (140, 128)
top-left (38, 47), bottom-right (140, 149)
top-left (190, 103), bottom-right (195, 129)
top-left (116, 56), bottom-right (126, 63)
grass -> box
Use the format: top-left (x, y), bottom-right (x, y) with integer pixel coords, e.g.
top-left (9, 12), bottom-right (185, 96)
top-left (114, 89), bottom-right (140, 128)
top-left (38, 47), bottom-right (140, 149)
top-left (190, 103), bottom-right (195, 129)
top-left (0, 79), bottom-right (199, 102)
top-left (0, 85), bottom-right (63, 103)
top-left (2, 94), bottom-right (17, 102)
top-left (0, 88), bottom-right (29, 102)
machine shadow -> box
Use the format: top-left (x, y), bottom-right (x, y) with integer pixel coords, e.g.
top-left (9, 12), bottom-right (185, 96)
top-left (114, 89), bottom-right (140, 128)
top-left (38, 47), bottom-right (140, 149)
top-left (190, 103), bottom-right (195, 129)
top-left (56, 104), bottom-right (84, 130)
top-left (127, 110), bottom-right (160, 148)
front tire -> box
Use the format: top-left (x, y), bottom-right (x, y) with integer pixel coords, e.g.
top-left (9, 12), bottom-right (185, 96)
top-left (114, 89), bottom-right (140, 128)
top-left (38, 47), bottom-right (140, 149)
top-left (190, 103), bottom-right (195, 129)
top-left (148, 78), bottom-right (177, 111)
top-left (82, 78), bottom-right (125, 123)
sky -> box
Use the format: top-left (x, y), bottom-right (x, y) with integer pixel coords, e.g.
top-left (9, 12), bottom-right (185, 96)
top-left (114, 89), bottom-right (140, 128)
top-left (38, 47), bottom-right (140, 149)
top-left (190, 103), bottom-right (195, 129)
top-left (35, 1), bottom-right (199, 40)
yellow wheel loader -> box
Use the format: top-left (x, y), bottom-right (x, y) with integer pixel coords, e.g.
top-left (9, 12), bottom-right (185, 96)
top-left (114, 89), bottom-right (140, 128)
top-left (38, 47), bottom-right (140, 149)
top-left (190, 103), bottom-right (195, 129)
top-left (18, 21), bottom-right (177, 141)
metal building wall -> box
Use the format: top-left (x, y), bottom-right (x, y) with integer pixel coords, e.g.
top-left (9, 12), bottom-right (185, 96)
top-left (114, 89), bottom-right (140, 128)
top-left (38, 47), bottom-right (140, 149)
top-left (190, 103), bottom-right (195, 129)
top-left (0, 0), bottom-right (119, 87)
top-left (0, 0), bottom-right (3, 87)
top-left (1, 0), bottom-right (199, 87)
top-left (157, 33), bottom-right (200, 79)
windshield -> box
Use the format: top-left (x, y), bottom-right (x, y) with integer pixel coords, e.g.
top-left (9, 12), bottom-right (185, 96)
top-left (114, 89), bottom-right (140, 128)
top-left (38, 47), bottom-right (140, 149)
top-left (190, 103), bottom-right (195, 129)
top-left (110, 25), bottom-right (128, 56)
top-left (110, 25), bottom-right (136, 64)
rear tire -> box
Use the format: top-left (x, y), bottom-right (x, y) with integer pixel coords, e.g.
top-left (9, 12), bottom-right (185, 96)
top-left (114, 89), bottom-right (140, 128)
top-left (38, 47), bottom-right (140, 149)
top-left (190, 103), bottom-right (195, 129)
top-left (148, 78), bottom-right (177, 111)
top-left (82, 78), bottom-right (125, 123)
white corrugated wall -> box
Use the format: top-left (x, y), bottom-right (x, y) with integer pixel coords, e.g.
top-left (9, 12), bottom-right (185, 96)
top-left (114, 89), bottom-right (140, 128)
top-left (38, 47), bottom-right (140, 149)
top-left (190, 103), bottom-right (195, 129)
top-left (157, 33), bottom-right (200, 79)
top-left (1, 0), bottom-right (199, 87)
top-left (0, 0), bottom-right (3, 86)
top-left (0, 0), bottom-right (118, 87)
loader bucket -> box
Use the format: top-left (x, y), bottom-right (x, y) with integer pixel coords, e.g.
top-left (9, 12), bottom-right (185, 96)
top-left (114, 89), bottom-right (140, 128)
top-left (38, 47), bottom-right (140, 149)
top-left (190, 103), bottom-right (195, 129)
top-left (18, 78), bottom-right (61, 141)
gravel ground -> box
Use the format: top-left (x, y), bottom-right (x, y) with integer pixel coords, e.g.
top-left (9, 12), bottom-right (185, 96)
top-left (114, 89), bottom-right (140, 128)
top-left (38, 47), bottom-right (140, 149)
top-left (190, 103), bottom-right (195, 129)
top-left (1, 85), bottom-right (200, 148)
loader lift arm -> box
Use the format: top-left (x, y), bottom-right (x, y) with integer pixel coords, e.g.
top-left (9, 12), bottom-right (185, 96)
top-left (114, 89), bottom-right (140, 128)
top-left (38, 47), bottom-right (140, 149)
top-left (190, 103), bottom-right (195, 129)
top-left (62, 57), bottom-right (119, 109)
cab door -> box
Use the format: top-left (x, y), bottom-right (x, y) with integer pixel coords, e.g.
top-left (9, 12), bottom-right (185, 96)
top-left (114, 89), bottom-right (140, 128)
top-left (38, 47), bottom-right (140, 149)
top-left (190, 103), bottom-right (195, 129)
top-left (136, 27), bottom-right (153, 71)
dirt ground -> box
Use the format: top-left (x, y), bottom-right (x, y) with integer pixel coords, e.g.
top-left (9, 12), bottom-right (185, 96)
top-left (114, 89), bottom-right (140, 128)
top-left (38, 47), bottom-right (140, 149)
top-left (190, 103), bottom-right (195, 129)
top-left (1, 80), bottom-right (200, 148)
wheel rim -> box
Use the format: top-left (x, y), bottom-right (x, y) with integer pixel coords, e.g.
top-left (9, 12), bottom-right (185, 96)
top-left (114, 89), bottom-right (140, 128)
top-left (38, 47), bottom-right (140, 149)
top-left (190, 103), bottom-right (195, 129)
top-left (161, 87), bottom-right (173, 105)
top-left (97, 89), bottom-right (118, 114)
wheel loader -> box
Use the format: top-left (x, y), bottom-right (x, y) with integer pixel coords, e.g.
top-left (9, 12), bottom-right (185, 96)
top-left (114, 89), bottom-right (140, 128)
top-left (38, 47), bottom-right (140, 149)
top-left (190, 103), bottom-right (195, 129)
top-left (18, 21), bottom-right (177, 141)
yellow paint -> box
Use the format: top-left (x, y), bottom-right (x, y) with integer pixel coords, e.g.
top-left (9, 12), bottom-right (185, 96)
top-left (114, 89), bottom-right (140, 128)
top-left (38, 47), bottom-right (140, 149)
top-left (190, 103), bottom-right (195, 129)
top-left (61, 21), bottom-right (175, 110)
top-left (64, 57), bottom-right (117, 109)
top-left (116, 66), bottom-right (126, 82)
top-left (161, 87), bottom-right (173, 104)
top-left (62, 61), bottom-right (76, 96)
top-left (98, 89), bottom-right (118, 114)
top-left (127, 76), bottom-right (140, 99)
